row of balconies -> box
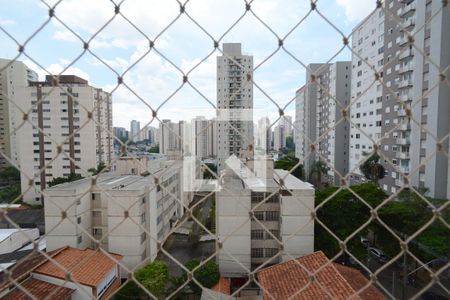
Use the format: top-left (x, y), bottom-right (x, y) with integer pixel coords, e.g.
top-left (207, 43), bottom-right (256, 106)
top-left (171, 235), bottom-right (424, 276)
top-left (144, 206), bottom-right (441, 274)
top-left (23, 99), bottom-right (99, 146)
top-left (399, 2), bottom-right (416, 17)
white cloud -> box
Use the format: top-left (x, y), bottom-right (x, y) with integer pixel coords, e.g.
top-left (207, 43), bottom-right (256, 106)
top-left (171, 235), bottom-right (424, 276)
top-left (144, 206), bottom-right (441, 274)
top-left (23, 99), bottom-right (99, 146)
top-left (335, 0), bottom-right (375, 23)
top-left (0, 19), bottom-right (16, 26)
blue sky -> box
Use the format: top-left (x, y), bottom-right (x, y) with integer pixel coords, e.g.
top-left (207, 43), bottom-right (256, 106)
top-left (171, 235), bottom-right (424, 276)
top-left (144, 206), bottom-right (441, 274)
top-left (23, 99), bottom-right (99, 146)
top-left (0, 0), bottom-right (373, 130)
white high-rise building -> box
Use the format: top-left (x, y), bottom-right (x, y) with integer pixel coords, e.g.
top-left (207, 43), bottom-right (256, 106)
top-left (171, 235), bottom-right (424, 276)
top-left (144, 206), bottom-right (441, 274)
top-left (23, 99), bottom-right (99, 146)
top-left (273, 123), bottom-right (286, 151)
top-left (378, 0), bottom-right (450, 198)
top-left (349, 8), bottom-right (385, 180)
top-left (256, 117), bottom-right (272, 152)
top-left (15, 75), bottom-right (113, 204)
top-left (0, 59), bottom-right (38, 169)
top-left (159, 119), bottom-right (184, 155)
top-left (295, 62), bottom-right (351, 185)
top-left (217, 43), bottom-right (253, 170)
top-left (207, 118), bottom-right (217, 158)
top-left (193, 116), bottom-right (209, 159)
top-left (130, 120), bottom-right (140, 143)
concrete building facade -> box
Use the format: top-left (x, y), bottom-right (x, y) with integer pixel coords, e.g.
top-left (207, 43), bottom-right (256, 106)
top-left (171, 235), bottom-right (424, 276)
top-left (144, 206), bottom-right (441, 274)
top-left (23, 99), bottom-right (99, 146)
top-left (0, 59), bottom-right (38, 169)
top-left (379, 0), bottom-right (450, 198)
top-left (130, 120), bottom-right (140, 143)
top-left (216, 157), bottom-right (314, 277)
top-left (15, 75), bottom-right (113, 204)
top-left (44, 161), bottom-right (187, 276)
top-left (295, 62), bottom-right (351, 185)
top-left (217, 43), bottom-right (254, 170)
top-left (349, 8), bottom-right (385, 180)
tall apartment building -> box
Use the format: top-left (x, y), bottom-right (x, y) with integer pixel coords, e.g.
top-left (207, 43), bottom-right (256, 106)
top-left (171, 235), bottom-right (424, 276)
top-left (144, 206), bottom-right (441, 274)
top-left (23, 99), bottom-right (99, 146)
top-left (217, 43), bottom-right (254, 170)
top-left (44, 160), bottom-right (187, 276)
top-left (193, 116), bottom-right (209, 159)
top-left (159, 119), bottom-right (185, 155)
top-left (349, 8), bottom-right (385, 181)
top-left (379, 0), bottom-right (450, 198)
top-left (216, 157), bottom-right (314, 277)
top-left (207, 118), bottom-right (217, 158)
top-left (256, 117), bottom-right (272, 152)
top-left (273, 122), bottom-right (286, 151)
top-left (15, 75), bottom-right (113, 204)
top-left (0, 59), bottom-right (38, 169)
top-left (295, 62), bottom-right (351, 185)
top-left (113, 126), bottom-right (127, 141)
top-left (130, 120), bottom-right (140, 142)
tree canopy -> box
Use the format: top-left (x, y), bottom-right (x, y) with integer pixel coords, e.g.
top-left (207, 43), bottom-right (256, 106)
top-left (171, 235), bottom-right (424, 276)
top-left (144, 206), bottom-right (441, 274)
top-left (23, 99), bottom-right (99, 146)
top-left (135, 260), bottom-right (169, 298)
top-left (183, 259), bottom-right (220, 293)
top-left (274, 155), bottom-right (304, 180)
top-left (359, 153), bottom-right (385, 183)
top-left (47, 173), bottom-right (84, 187)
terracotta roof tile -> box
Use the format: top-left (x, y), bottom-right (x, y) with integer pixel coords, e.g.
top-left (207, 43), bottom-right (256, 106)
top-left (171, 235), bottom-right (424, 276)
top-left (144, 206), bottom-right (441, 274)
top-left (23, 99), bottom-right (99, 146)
top-left (333, 263), bottom-right (386, 300)
top-left (257, 251), bottom-right (363, 300)
top-left (0, 248), bottom-right (65, 293)
top-left (212, 277), bottom-right (231, 295)
top-left (1, 278), bottom-right (74, 300)
top-left (33, 248), bottom-right (122, 287)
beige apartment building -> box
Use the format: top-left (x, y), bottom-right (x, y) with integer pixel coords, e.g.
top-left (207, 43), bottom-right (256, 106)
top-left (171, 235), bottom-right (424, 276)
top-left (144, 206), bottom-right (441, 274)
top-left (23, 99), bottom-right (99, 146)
top-left (216, 155), bottom-right (314, 277)
top-left (0, 59), bottom-right (38, 169)
top-left (44, 159), bottom-right (188, 276)
top-left (15, 75), bottom-right (113, 204)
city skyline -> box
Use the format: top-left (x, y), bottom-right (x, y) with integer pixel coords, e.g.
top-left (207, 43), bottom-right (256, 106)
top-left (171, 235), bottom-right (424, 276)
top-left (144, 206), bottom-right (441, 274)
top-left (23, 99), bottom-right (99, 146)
top-left (0, 1), bottom-right (374, 128)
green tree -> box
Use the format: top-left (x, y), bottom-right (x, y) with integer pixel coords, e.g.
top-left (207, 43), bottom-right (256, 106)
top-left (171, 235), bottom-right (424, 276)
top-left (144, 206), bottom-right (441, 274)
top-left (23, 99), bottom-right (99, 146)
top-left (0, 184), bottom-right (21, 203)
top-left (113, 281), bottom-right (146, 299)
top-left (88, 162), bottom-right (108, 175)
top-left (0, 166), bottom-right (20, 182)
top-left (148, 144), bottom-right (159, 153)
top-left (309, 160), bottom-right (328, 189)
top-left (183, 259), bottom-right (220, 294)
top-left (315, 183), bottom-right (386, 257)
top-left (274, 155), bottom-right (304, 180)
top-left (47, 173), bottom-right (84, 187)
top-left (135, 260), bottom-right (169, 298)
top-left (359, 153), bottom-right (385, 184)
top-left (202, 163), bottom-right (217, 179)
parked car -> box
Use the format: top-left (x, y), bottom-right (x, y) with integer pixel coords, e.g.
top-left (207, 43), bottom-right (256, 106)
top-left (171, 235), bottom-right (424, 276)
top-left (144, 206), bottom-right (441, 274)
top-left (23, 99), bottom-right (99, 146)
top-left (369, 247), bottom-right (388, 264)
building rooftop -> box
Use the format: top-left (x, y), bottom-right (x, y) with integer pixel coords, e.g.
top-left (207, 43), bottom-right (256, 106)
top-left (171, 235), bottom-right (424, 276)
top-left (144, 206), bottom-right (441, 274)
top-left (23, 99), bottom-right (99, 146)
top-left (274, 169), bottom-right (314, 190)
top-left (2, 277), bottom-right (74, 300)
top-left (257, 251), bottom-right (385, 300)
top-left (34, 247), bottom-right (122, 287)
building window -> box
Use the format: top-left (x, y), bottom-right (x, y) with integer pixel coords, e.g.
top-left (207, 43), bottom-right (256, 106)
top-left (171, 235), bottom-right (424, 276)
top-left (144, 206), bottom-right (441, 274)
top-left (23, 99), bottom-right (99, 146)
top-left (93, 228), bottom-right (102, 236)
top-left (77, 235), bottom-right (82, 244)
top-left (141, 232), bottom-right (146, 244)
top-left (265, 248), bottom-right (278, 257)
top-left (254, 211), bottom-right (264, 221)
top-left (266, 230), bottom-right (279, 239)
top-left (251, 230), bottom-right (264, 240)
top-left (77, 216), bottom-right (81, 224)
top-left (251, 248), bottom-right (264, 258)
top-left (265, 211), bottom-right (279, 221)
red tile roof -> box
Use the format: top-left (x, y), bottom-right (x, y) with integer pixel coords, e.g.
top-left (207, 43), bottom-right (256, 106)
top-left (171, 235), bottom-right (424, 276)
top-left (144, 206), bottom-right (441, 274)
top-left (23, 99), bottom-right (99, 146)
top-left (0, 248), bottom-right (65, 293)
top-left (212, 277), bottom-right (231, 295)
top-left (1, 278), bottom-right (74, 300)
top-left (333, 263), bottom-right (385, 300)
top-left (33, 247), bottom-right (122, 287)
top-left (258, 251), bottom-right (384, 300)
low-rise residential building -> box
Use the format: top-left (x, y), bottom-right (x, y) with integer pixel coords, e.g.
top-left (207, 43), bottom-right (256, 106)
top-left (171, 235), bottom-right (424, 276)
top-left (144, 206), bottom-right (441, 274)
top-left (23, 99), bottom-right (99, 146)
top-left (216, 155), bottom-right (314, 277)
top-left (257, 251), bottom-right (385, 300)
top-left (44, 160), bottom-right (190, 276)
top-left (0, 246), bottom-right (123, 300)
